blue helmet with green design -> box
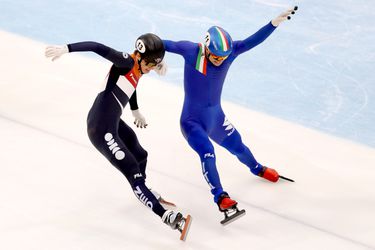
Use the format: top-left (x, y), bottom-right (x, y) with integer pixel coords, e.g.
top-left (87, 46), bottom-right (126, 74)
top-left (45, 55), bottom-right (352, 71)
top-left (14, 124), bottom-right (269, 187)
top-left (204, 26), bottom-right (233, 57)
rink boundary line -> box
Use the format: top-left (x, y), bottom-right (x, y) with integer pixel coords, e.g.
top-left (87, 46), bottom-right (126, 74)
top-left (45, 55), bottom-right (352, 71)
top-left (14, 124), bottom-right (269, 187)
top-left (1, 113), bottom-right (374, 250)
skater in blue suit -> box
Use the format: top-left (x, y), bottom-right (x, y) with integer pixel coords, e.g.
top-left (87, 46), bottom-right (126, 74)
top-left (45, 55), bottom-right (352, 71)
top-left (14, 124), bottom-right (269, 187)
top-left (161, 7), bottom-right (298, 212)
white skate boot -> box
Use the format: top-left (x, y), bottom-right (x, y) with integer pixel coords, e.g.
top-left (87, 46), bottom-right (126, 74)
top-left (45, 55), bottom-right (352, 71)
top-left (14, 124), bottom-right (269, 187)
top-left (162, 210), bottom-right (192, 241)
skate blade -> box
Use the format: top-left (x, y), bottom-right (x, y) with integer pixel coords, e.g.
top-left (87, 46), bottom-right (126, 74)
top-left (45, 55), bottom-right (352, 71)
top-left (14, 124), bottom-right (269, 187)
top-left (220, 209), bottom-right (246, 226)
top-left (279, 175), bottom-right (295, 182)
top-left (179, 215), bottom-right (192, 241)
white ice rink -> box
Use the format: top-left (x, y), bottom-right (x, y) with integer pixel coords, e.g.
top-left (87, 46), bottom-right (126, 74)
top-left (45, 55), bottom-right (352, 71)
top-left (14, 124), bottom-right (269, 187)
top-left (1, 31), bottom-right (375, 249)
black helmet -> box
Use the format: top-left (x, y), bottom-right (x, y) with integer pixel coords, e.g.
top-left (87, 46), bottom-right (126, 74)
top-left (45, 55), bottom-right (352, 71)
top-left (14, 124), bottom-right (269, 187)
top-left (135, 33), bottom-right (165, 65)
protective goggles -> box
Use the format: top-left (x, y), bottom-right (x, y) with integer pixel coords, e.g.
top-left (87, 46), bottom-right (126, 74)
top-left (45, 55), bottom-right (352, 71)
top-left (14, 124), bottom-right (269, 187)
top-left (141, 57), bottom-right (160, 67)
top-left (145, 62), bottom-right (157, 67)
top-left (210, 54), bottom-right (228, 61)
top-left (205, 48), bottom-right (229, 61)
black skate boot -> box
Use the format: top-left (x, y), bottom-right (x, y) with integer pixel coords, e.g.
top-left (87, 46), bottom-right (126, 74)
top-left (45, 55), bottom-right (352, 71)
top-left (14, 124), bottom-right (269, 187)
top-left (162, 210), bottom-right (192, 241)
top-left (216, 193), bottom-right (246, 225)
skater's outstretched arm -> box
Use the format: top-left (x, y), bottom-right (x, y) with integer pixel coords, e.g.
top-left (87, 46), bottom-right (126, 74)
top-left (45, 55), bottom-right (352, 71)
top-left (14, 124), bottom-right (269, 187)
top-left (45, 41), bottom-right (133, 68)
top-left (233, 7), bottom-right (298, 55)
top-left (163, 40), bottom-right (197, 58)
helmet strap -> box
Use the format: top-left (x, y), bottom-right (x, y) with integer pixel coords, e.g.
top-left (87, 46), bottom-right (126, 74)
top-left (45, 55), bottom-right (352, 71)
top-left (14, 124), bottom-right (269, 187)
top-left (204, 47), bottom-right (211, 59)
top-left (137, 57), bottom-right (145, 75)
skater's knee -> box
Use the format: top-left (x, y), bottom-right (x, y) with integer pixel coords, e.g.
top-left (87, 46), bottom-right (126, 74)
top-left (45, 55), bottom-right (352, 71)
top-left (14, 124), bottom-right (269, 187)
top-left (201, 151), bottom-right (215, 162)
top-left (128, 174), bottom-right (146, 188)
top-left (198, 144), bottom-right (215, 162)
top-left (139, 148), bottom-right (148, 161)
top-left (138, 158), bottom-right (147, 178)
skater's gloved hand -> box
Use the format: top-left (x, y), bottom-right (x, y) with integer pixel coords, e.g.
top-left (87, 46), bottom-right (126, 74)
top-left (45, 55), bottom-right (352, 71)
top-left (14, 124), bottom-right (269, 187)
top-left (45, 45), bottom-right (69, 61)
top-left (132, 109), bottom-right (148, 128)
top-left (154, 60), bottom-right (167, 76)
top-left (271, 6), bottom-right (298, 27)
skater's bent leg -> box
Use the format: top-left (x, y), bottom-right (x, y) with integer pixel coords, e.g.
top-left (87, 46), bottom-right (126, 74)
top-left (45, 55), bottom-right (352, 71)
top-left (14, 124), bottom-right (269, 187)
top-left (130, 178), bottom-right (166, 217)
top-left (112, 151), bottom-right (165, 218)
top-left (87, 123), bottom-right (165, 218)
top-left (181, 122), bottom-right (225, 202)
top-left (107, 152), bottom-right (166, 217)
top-left (209, 111), bottom-right (263, 176)
top-left (118, 120), bottom-right (148, 177)
top-left (220, 130), bottom-right (263, 175)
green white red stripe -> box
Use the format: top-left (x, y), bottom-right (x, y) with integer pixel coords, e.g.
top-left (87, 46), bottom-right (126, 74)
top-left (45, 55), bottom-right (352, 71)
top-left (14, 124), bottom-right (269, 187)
top-left (215, 27), bottom-right (230, 52)
top-left (195, 43), bottom-right (207, 75)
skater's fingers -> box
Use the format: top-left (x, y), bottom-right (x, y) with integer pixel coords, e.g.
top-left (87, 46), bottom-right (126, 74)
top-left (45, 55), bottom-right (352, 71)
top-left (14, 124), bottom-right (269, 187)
top-left (286, 6), bottom-right (298, 13)
top-left (51, 56), bottom-right (60, 61)
top-left (45, 46), bottom-right (58, 53)
top-left (45, 49), bottom-right (55, 57)
top-left (281, 6), bottom-right (298, 17)
top-left (280, 10), bottom-right (293, 18)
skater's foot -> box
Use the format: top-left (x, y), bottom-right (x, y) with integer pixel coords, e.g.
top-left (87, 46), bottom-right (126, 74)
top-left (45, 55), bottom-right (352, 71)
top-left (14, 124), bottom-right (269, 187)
top-left (162, 210), bottom-right (184, 230)
top-left (216, 193), bottom-right (246, 225)
top-left (217, 193), bottom-right (237, 211)
top-left (161, 210), bottom-right (193, 241)
top-left (162, 210), bottom-right (192, 241)
top-left (258, 166), bottom-right (279, 182)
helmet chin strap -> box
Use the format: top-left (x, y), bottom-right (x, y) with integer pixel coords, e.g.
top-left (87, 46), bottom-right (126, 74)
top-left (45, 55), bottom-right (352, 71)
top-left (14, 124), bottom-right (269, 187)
top-left (137, 58), bottom-right (145, 74)
top-left (204, 47), bottom-right (213, 61)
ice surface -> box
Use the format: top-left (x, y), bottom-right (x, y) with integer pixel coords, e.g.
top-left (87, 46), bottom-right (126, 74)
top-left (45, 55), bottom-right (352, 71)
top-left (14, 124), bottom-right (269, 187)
top-left (0, 30), bottom-right (374, 250)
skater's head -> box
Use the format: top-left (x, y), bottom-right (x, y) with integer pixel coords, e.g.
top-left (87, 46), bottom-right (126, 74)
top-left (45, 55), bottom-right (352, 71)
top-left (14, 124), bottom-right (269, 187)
top-left (134, 33), bottom-right (165, 74)
top-left (204, 26), bottom-right (233, 66)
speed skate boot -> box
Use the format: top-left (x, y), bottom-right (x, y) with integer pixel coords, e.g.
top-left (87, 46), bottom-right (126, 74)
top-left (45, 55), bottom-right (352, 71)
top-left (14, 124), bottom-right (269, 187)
top-left (258, 166), bottom-right (279, 182)
top-left (217, 193), bottom-right (237, 211)
top-left (216, 193), bottom-right (246, 225)
top-left (162, 210), bottom-right (192, 241)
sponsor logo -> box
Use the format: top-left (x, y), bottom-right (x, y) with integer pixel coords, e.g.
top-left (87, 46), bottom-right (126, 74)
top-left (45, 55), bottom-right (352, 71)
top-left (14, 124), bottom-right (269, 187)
top-left (133, 173), bottom-right (143, 179)
top-left (128, 72), bottom-right (136, 84)
top-left (204, 32), bottom-right (210, 47)
top-left (204, 153), bottom-right (215, 158)
top-left (202, 162), bottom-right (215, 190)
top-left (134, 186), bottom-right (153, 209)
top-left (223, 117), bottom-right (235, 136)
top-left (104, 133), bottom-right (125, 160)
